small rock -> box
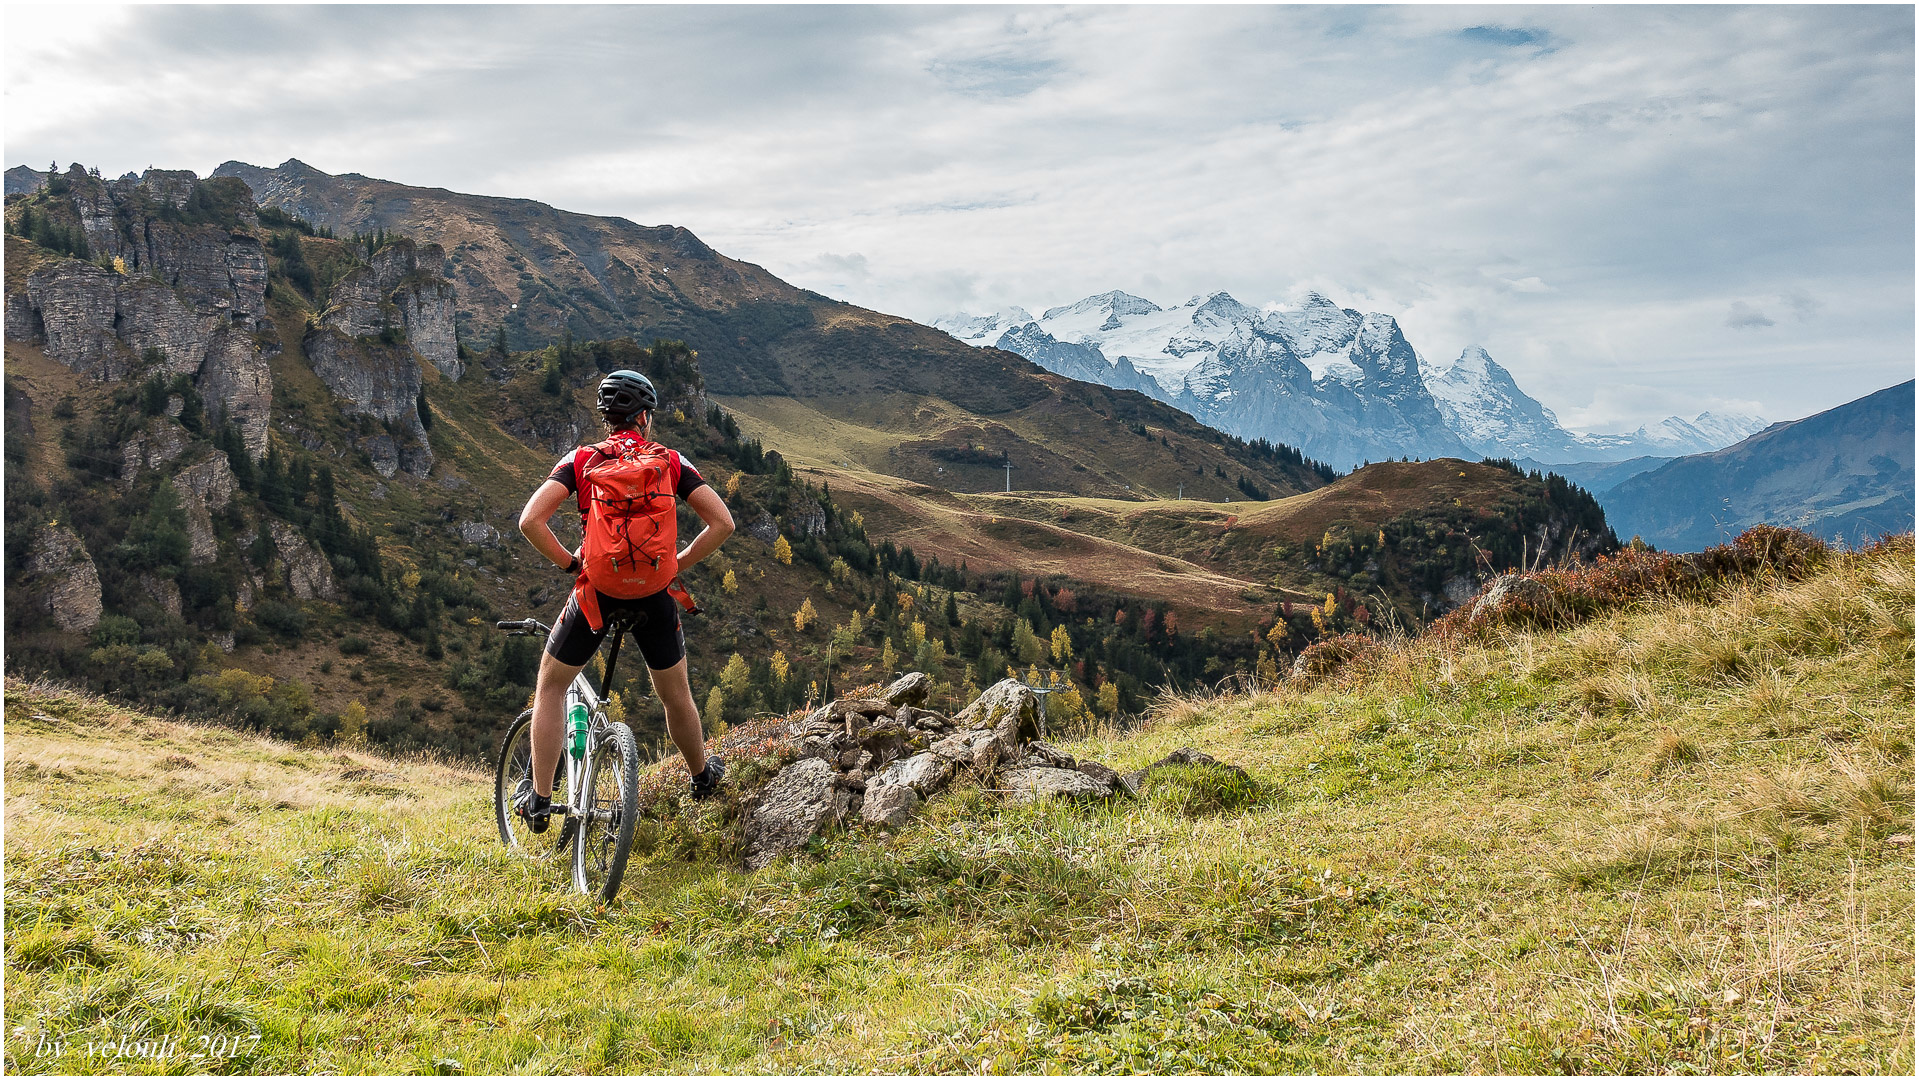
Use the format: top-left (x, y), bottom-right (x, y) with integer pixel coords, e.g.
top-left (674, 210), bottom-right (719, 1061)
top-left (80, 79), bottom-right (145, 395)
top-left (1019, 740), bottom-right (1076, 769)
top-left (1722, 988), bottom-right (1742, 1005)
top-left (861, 782), bottom-right (918, 827)
top-left (1001, 767), bottom-right (1112, 803)
top-left (930, 729), bottom-right (1001, 774)
top-left (458, 521), bottom-right (500, 546)
top-left (1125, 746), bottom-right (1249, 791)
top-left (874, 751), bottom-right (954, 797)
top-left (1075, 760), bottom-right (1135, 797)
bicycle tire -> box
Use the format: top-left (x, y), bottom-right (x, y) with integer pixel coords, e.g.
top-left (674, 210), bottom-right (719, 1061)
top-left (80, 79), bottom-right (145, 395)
top-left (494, 708), bottom-right (567, 858)
top-left (573, 719), bottom-right (640, 902)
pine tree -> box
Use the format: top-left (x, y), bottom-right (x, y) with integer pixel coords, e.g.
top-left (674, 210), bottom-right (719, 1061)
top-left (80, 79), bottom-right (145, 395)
top-left (704, 684), bottom-right (726, 725)
top-left (879, 636), bottom-right (897, 676)
top-left (720, 653), bottom-right (751, 700)
top-left (773, 536), bottom-right (793, 565)
top-left (1050, 625), bottom-right (1074, 665)
top-left (792, 596), bottom-right (817, 632)
top-left (721, 569), bottom-right (738, 594)
top-left (1096, 682), bottom-right (1120, 717)
top-left (1012, 618), bottom-right (1046, 665)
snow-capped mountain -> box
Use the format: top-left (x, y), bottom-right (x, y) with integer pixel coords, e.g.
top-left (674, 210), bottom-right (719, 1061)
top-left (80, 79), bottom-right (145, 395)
top-left (1423, 346), bottom-right (1587, 460)
top-left (933, 306), bottom-right (1033, 347)
top-left (941, 289), bottom-right (1472, 469)
top-left (942, 289), bottom-right (1766, 470)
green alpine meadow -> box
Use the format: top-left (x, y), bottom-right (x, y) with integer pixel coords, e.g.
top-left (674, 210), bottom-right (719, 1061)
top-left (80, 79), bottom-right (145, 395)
top-left (6, 534), bottom-right (1910, 1074)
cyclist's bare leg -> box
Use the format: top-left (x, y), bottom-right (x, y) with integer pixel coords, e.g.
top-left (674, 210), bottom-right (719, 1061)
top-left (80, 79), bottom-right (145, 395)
top-left (530, 650), bottom-right (586, 798)
top-left (648, 658), bottom-right (708, 776)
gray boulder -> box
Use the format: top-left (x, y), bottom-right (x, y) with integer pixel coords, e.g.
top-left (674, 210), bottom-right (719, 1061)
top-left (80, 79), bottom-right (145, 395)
top-left (930, 728), bottom-right (1002, 774)
top-left (1124, 747), bottom-right (1250, 791)
top-left (860, 782), bottom-right (918, 827)
top-left (742, 758), bottom-right (843, 870)
top-left (874, 751), bottom-right (954, 798)
top-left (1470, 574), bottom-right (1559, 622)
top-left (956, 678), bottom-right (1043, 753)
top-left (1075, 760), bottom-right (1136, 797)
top-left (879, 671), bottom-right (931, 708)
top-left (270, 520), bottom-right (339, 601)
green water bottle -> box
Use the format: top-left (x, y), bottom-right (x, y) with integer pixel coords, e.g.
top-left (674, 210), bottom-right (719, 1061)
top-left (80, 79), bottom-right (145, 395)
top-left (567, 701), bottom-right (589, 760)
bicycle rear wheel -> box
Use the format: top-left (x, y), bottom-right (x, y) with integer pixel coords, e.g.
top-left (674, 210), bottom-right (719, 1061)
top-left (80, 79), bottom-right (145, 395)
top-left (573, 719), bottom-right (640, 902)
top-left (495, 708), bottom-right (567, 858)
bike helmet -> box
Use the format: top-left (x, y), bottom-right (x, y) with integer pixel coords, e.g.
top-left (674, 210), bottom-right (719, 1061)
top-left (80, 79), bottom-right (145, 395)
top-left (597, 369), bottom-right (657, 424)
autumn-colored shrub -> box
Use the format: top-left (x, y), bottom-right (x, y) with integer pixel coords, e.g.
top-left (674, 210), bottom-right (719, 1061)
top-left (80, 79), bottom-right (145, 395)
top-left (1289, 632), bottom-right (1380, 684)
top-left (1433, 525), bottom-right (1835, 640)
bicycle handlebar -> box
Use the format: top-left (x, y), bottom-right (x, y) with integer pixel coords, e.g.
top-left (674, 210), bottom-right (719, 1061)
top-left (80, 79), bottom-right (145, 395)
top-left (496, 619), bottom-right (552, 636)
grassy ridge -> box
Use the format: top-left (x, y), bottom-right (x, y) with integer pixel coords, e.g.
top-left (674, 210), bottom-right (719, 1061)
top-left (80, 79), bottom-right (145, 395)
top-left (4, 538), bottom-right (1911, 1073)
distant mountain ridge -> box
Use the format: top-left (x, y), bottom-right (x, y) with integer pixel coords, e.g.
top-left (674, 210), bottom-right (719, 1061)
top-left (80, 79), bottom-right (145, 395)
top-left (1602, 381), bottom-right (1914, 551)
top-left (938, 291), bottom-right (1767, 469)
top-left (202, 159), bottom-right (1327, 503)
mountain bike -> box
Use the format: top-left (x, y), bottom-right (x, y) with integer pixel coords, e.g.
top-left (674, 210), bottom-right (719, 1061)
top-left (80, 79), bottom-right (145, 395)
top-left (492, 616), bottom-right (640, 903)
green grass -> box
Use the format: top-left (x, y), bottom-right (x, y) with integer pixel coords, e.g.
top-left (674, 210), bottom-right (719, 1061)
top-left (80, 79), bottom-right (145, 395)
top-left (5, 540), bottom-right (1912, 1073)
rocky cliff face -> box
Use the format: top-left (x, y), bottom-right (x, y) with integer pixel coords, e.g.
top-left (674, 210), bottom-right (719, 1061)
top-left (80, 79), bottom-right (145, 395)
top-left (321, 239), bottom-right (462, 380)
top-left (3, 168), bottom-right (274, 459)
top-left (298, 238), bottom-right (466, 477)
top-left (27, 522), bottom-right (104, 634)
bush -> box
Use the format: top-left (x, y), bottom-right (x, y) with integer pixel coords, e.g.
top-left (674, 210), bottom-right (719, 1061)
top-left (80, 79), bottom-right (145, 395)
top-left (1434, 525), bottom-right (1833, 640)
top-left (253, 600), bottom-right (308, 637)
top-left (1140, 763), bottom-right (1265, 817)
top-left (1290, 632), bottom-right (1380, 684)
top-left (339, 635), bottom-right (371, 656)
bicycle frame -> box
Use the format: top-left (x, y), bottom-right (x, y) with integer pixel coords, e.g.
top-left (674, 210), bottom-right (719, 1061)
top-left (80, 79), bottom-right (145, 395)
top-left (554, 615), bottom-right (629, 819)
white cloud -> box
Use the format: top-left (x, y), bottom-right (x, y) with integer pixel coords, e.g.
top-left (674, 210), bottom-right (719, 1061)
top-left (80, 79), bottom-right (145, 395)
top-left (4, 4), bottom-right (1910, 430)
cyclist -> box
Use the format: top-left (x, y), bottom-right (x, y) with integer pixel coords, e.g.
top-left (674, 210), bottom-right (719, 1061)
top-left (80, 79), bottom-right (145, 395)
top-left (515, 369), bottom-right (734, 830)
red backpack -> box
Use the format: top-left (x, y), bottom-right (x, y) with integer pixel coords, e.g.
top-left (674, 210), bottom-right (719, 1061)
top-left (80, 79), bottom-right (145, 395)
top-left (572, 432), bottom-right (680, 617)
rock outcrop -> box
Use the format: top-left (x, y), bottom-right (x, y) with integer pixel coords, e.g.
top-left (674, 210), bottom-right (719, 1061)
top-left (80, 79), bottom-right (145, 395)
top-left (730, 674), bottom-right (1227, 871)
top-left (303, 328), bottom-right (433, 477)
top-left (320, 239), bottom-right (462, 380)
top-left (175, 456), bottom-right (238, 564)
top-left (26, 522), bottom-right (104, 634)
top-left (269, 520), bottom-right (339, 601)
top-left (300, 239), bottom-right (463, 477)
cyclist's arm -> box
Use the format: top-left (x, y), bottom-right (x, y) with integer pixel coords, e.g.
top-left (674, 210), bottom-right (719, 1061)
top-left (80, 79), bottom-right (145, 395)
top-left (518, 479), bottom-right (578, 571)
top-left (677, 484), bottom-right (734, 571)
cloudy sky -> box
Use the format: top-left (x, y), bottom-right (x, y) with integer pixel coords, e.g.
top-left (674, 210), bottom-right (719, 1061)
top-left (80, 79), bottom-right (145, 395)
top-left (6, 3), bottom-right (1912, 431)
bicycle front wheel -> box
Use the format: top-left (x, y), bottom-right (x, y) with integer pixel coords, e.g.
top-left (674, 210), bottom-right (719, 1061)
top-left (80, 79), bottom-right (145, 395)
top-left (573, 719), bottom-right (640, 902)
top-left (495, 708), bottom-right (567, 858)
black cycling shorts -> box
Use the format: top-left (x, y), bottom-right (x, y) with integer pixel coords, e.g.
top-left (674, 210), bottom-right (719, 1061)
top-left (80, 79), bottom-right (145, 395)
top-left (546, 588), bottom-right (685, 670)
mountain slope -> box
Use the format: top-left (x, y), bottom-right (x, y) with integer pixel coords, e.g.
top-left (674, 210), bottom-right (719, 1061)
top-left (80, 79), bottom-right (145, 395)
top-left (1603, 381), bottom-right (1915, 550)
top-left (7, 532), bottom-right (1909, 1073)
top-left (210, 160), bottom-right (1326, 502)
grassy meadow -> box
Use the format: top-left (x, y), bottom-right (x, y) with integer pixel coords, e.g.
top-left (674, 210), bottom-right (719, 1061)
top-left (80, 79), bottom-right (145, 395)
top-left (4, 537), bottom-right (1912, 1074)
